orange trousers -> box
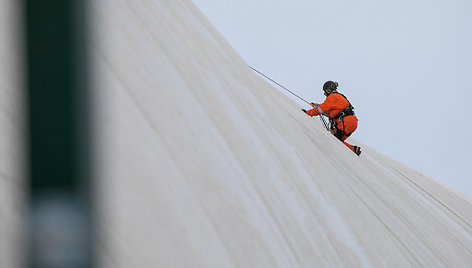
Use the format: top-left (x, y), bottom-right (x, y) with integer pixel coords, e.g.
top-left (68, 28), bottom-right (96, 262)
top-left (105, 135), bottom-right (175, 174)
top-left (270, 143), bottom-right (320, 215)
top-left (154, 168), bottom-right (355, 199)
top-left (331, 115), bottom-right (358, 151)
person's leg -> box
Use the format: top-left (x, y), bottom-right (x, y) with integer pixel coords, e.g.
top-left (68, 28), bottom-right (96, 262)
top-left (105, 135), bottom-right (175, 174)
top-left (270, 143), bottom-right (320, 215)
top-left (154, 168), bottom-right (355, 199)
top-left (341, 116), bottom-right (361, 155)
top-left (342, 139), bottom-right (361, 155)
top-left (332, 117), bottom-right (361, 155)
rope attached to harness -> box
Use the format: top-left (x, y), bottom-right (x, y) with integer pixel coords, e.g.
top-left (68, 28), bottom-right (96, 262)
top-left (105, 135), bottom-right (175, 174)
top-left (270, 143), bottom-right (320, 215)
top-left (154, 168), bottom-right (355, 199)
top-left (249, 66), bottom-right (330, 131)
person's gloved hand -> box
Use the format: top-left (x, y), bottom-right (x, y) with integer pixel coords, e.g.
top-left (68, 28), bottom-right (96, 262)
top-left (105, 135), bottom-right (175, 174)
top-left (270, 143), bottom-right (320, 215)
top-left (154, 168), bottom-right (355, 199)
top-left (310, 103), bottom-right (318, 107)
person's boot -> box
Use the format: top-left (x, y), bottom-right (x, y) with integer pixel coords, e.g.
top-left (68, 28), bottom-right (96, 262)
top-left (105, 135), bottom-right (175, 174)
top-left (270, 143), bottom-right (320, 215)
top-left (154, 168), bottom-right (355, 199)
top-left (352, 146), bottom-right (361, 156)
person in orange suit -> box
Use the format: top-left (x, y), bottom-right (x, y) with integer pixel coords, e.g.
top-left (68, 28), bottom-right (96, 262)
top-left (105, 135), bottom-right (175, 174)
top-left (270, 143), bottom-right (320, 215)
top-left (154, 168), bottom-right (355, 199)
top-left (302, 81), bottom-right (361, 156)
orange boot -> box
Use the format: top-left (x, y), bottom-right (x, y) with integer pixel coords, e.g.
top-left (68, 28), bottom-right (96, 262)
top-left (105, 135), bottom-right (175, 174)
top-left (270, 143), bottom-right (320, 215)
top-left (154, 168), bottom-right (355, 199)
top-left (339, 136), bottom-right (361, 156)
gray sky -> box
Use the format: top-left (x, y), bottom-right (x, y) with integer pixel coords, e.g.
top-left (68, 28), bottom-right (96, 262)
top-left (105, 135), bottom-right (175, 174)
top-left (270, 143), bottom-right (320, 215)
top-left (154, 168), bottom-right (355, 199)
top-left (192, 0), bottom-right (472, 198)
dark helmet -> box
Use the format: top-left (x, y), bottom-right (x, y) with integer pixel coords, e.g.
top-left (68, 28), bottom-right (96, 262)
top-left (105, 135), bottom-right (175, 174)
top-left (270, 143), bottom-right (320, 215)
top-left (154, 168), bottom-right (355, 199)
top-left (323, 81), bottom-right (338, 95)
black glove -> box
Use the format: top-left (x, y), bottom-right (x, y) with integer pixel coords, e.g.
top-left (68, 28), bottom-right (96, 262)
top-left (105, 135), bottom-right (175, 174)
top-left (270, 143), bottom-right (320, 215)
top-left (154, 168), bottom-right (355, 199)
top-left (302, 109), bottom-right (307, 113)
top-left (310, 103), bottom-right (315, 107)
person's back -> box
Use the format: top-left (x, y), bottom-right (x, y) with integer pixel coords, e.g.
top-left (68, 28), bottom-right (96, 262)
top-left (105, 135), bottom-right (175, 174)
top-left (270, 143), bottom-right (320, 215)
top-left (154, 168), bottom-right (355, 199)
top-left (303, 81), bottom-right (361, 156)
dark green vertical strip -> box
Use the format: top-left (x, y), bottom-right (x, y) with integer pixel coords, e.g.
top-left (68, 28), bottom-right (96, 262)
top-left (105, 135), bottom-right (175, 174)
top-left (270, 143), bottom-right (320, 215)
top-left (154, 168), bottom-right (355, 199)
top-left (26, 0), bottom-right (76, 191)
top-left (24, 0), bottom-right (92, 267)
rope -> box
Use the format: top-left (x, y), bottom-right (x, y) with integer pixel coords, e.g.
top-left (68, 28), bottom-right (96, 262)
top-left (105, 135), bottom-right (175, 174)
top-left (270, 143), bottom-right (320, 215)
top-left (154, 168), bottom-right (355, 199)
top-left (249, 66), bottom-right (311, 105)
top-left (391, 167), bottom-right (472, 231)
top-left (249, 66), bottom-right (330, 131)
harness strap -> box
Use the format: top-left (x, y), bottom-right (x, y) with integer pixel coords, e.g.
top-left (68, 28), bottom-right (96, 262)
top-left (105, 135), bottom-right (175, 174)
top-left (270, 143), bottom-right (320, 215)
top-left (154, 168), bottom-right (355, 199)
top-left (326, 92), bottom-right (356, 139)
top-left (333, 107), bottom-right (355, 120)
top-left (333, 127), bottom-right (352, 141)
top-left (331, 92), bottom-right (355, 120)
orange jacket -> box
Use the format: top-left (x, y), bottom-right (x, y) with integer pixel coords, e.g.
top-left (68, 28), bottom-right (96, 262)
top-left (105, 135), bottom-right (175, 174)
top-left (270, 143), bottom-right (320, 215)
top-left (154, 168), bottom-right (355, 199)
top-left (306, 91), bottom-right (351, 118)
top-left (306, 91), bottom-right (358, 133)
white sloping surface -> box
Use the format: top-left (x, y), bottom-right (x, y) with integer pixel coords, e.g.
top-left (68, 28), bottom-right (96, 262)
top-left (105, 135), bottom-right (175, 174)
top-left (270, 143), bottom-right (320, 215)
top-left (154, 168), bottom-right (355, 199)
top-left (98, 0), bottom-right (471, 267)
top-left (0, 0), bottom-right (470, 267)
top-left (3, 0), bottom-right (469, 268)
top-left (0, 1), bottom-right (24, 268)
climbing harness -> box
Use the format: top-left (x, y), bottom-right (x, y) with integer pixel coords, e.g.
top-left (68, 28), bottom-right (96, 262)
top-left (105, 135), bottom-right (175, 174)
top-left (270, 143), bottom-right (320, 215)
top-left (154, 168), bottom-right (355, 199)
top-left (328, 92), bottom-right (356, 137)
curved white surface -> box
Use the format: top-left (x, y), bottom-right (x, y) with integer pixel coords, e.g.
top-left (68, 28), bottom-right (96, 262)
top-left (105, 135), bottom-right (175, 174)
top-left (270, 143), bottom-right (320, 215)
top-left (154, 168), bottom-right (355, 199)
top-left (92, 0), bottom-right (472, 266)
top-left (1, 0), bottom-right (472, 267)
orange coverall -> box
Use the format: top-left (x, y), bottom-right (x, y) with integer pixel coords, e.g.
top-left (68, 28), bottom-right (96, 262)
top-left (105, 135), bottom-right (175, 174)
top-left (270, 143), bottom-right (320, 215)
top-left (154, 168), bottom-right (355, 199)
top-left (305, 90), bottom-right (358, 151)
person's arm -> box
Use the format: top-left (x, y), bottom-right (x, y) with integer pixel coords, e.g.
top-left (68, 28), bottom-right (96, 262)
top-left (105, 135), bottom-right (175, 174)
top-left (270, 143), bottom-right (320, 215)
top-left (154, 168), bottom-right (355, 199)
top-left (305, 104), bottom-right (324, 117)
top-left (305, 95), bottom-right (335, 117)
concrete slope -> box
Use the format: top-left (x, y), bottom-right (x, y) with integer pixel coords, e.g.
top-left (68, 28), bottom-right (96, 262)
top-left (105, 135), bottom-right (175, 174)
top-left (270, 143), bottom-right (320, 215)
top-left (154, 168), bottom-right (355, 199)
top-left (92, 0), bottom-right (472, 267)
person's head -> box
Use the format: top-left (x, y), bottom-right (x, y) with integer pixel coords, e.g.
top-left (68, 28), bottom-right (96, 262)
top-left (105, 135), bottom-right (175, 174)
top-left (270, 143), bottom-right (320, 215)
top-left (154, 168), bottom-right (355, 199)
top-left (323, 81), bottom-right (338, 96)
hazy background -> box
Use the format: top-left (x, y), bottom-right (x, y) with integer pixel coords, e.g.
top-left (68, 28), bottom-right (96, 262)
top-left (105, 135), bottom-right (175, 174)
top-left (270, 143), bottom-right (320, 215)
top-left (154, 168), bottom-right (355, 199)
top-left (192, 0), bottom-right (472, 197)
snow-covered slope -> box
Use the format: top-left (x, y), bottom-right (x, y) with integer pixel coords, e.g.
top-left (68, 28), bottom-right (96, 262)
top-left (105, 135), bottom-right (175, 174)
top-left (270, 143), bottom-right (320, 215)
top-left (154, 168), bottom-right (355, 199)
top-left (2, 0), bottom-right (472, 267)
